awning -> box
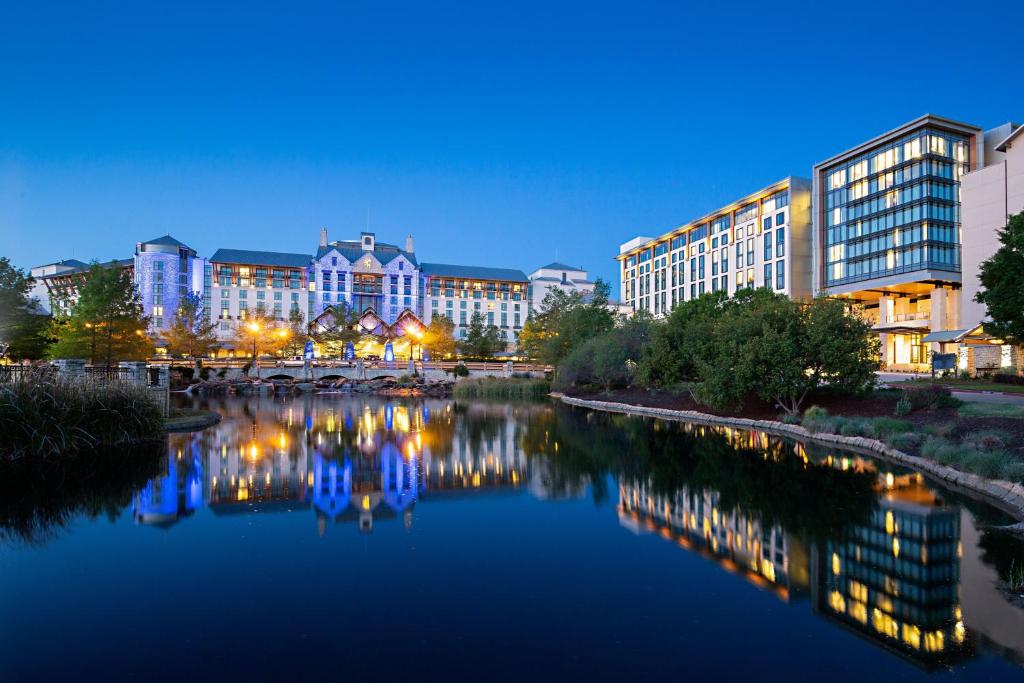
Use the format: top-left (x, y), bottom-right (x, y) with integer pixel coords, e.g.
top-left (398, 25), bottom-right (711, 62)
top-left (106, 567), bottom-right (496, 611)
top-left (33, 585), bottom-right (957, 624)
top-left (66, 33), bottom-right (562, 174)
top-left (921, 325), bottom-right (987, 344)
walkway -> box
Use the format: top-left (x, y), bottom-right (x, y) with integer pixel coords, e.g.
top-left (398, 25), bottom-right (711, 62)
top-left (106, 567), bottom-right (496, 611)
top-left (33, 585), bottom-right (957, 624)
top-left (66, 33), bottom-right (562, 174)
top-left (877, 372), bottom-right (1024, 406)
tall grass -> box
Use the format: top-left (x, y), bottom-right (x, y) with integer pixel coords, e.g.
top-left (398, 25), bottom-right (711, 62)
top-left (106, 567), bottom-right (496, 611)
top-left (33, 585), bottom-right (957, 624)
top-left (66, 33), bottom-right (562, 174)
top-left (453, 377), bottom-right (551, 401)
top-left (958, 402), bottom-right (1024, 418)
top-left (0, 370), bottom-right (165, 461)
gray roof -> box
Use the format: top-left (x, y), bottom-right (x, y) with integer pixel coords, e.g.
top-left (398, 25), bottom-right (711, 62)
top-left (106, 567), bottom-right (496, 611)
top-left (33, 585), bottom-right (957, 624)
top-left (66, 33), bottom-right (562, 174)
top-left (40, 258), bottom-right (132, 278)
top-left (36, 258), bottom-right (89, 270)
top-left (420, 262), bottom-right (529, 282)
top-left (315, 240), bottom-right (418, 267)
top-left (141, 234), bottom-right (187, 248)
top-left (540, 261), bottom-right (584, 271)
top-left (921, 326), bottom-right (986, 343)
top-left (209, 248), bottom-right (311, 268)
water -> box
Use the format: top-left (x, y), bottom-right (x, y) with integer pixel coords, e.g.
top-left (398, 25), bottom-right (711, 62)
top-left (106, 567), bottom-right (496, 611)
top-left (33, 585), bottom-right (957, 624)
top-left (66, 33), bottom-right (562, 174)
top-left (2, 394), bottom-right (1024, 682)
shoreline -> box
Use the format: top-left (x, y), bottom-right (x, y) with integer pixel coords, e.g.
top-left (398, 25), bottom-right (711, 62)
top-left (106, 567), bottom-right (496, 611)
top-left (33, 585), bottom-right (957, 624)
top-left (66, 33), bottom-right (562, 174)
top-left (554, 393), bottom-right (1024, 524)
top-left (164, 410), bottom-right (222, 433)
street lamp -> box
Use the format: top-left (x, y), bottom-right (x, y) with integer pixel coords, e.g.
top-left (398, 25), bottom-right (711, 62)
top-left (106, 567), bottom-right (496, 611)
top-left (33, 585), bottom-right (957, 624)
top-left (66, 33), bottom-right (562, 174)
top-left (247, 321), bottom-right (261, 361)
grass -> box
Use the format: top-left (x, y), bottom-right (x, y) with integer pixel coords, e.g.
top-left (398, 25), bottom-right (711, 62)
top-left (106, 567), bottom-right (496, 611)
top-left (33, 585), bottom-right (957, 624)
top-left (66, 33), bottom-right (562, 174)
top-left (901, 378), bottom-right (1024, 394)
top-left (958, 402), bottom-right (1024, 418)
top-left (0, 370), bottom-right (165, 460)
top-left (1009, 561), bottom-right (1024, 592)
top-left (453, 377), bottom-right (551, 400)
top-left (801, 405), bottom-right (1024, 483)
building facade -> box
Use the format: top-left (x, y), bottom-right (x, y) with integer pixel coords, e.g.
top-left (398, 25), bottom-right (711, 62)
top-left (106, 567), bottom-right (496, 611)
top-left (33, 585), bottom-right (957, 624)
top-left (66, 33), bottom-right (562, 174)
top-left (420, 263), bottom-right (529, 343)
top-left (811, 115), bottom-right (984, 370)
top-left (617, 177), bottom-right (812, 316)
top-left (528, 262), bottom-right (595, 310)
top-left (133, 235), bottom-right (205, 332)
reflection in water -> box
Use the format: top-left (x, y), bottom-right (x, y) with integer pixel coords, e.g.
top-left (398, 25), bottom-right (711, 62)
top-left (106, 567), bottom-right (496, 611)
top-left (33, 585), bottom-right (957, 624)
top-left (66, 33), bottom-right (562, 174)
top-left (100, 397), bottom-right (1024, 670)
top-left (137, 397), bottom-right (538, 535)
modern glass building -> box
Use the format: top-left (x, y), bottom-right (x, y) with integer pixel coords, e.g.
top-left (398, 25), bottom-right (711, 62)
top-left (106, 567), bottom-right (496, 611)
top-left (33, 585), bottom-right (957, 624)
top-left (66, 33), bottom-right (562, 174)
top-left (812, 115), bottom-right (984, 370)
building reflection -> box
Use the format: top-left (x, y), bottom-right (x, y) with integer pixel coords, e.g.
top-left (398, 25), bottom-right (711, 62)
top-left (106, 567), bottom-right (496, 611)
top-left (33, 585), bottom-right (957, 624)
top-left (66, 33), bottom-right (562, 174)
top-left (135, 397), bottom-right (541, 535)
top-left (616, 442), bottom-right (973, 670)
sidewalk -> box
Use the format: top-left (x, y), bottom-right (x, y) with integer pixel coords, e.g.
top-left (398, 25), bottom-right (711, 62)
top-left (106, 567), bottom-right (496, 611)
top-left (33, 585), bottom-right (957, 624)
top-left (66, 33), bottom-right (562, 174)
top-left (877, 372), bottom-right (1024, 406)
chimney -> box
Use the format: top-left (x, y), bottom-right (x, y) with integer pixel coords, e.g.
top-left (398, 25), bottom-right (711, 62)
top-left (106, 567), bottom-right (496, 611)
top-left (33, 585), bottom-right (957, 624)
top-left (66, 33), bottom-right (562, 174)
top-left (405, 234), bottom-right (415, 254)
top-left (319, 227), bottom-right (328, 247)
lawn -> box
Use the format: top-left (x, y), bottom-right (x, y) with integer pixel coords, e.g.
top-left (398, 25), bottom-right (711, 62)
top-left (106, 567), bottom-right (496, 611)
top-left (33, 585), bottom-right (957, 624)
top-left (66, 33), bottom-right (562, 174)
top-left (958, 402), bottom-right (1024, 418)
top-left (899, 378), bottom-right (1024, 394)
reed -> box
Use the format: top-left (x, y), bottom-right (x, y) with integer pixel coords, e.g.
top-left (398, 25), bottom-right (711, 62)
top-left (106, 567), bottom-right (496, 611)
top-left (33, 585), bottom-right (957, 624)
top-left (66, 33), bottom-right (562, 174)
top-left (453, 377), bottom-right (551, 401)
top-left (0, 369), bottom-right (165, 461)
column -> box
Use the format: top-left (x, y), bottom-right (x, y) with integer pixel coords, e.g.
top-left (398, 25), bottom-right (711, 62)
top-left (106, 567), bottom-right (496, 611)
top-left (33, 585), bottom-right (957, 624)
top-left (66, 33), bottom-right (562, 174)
top-left (877, 295), bottom-right (892, 368)
top-left (51, 358), bottom-right (86, 381)
top-left (119, 361), bottom-right (148, 386)
top-left (930, 287), bottom-right (948, 359)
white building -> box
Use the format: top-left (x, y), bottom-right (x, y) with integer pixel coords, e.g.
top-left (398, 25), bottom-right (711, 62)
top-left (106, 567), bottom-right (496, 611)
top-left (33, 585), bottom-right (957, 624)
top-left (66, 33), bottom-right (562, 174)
top-left (617, 177), bottom-right (812, 317)
top-left (528, 262), bottom-right (595, 311)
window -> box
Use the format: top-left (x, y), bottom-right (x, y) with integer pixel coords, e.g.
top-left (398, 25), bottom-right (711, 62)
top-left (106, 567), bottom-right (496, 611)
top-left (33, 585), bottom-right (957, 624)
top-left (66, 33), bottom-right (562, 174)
top-left (776, 230), bottom-right (785, 258)
top-left (763, 263), bottom-right (772, 288)
top-left (762, 217), bottom-right (771, 231)
top-left (776, 260), bottom-right (785, 290)
top-left (764, 232), bottom-right (772, 261)
top-left (735, 243), bottom-right (743, 268)
top-left (775, 212), bottom-right (784, 226)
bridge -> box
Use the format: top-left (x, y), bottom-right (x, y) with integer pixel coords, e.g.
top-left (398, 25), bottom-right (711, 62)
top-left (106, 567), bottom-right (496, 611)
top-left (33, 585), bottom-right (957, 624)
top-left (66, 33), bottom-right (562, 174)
top-left (166, 359), bottom-right (550, 382)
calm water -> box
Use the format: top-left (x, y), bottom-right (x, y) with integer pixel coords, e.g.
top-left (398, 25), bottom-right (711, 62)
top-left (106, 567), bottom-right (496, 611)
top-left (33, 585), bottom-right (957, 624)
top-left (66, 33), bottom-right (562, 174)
top-left (3, 395), bottom-right (1024, 681)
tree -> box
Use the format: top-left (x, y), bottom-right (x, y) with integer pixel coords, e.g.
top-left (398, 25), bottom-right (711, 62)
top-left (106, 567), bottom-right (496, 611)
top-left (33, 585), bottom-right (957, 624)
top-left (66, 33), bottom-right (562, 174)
top-left (422, 314), bottom-right (456, 359)
top-left (461, 311), bottom-right (504, 358)
top-left (635, 291), bottom-right (730, 388)
top-left (555, 314), bottom-right (652, 392)
top-left (0, 257), bottom-right (50, 361)
top-left (47, 262), bottom-right (151, 364)
top-left (231, 310), bottom-right (289, 358)
top-left (283, 308), bottom-right (310, 357)
top-left (520, 278), bottom-right (616, 364)
top-left (162, 293), bottom-right (219, 367)
top-left (976, 210), bottom-right (1024, 345)
top-left (693, 290), bottom-right (878, 416)
top-left (311, 303), bottom-right (360, 357)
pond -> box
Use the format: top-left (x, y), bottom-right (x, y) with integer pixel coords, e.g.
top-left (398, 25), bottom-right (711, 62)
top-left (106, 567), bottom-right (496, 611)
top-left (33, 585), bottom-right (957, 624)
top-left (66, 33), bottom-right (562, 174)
top-left (2, 394), bottom-right (1024, 681)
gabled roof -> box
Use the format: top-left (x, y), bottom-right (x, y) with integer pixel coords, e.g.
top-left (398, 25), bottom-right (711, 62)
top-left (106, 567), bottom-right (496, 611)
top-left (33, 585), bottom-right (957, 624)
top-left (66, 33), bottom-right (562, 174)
top-left (315, 240), bottom-right (418, 266)
top-left (209, 248), bottom-right (311, 268)
top-left (420, 262), bottom-right (529, 282)
top-left (36, 258), bottom-right (89, 270)
top-left (39, 258), bottom-right (132, 278)
top-left (141, 234), bottom-right (187, 247)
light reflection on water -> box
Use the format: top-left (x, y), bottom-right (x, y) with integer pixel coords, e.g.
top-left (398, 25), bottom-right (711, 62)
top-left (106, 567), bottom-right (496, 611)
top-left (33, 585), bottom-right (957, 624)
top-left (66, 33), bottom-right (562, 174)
top-left (3, 394), bottom-right (1024, 681)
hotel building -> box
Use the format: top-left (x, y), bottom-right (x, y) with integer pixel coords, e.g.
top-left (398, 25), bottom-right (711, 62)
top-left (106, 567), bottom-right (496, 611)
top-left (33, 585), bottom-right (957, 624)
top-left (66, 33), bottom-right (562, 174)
top-left (420, 263), bottom-right (529, 343)
top-left (617, 177), bottom-right (812, 316)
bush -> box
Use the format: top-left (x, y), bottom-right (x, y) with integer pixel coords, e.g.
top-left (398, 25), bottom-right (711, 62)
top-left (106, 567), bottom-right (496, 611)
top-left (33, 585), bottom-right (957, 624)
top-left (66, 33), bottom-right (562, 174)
top-left (453, 363), bottom-right (470, 378)
top-left (886, 432), bottom-right (922, 451)
top-left (963, 430), bottom-right (1008, 452)
top-left (801, 406), bottom-right (836, 434)
top-left (0, 371), bottom-right (165, 460)
top-left (894, 393), bottom-right (912, 416)
top-left (993, 370), bottom-right (1024, 386)
top-left (869, 417), bottom-right (914, 439)
top-left (902, 384), bottom-right (959, 411)
top-left (839, 418), bottom-right (871, 437)
top-left (554, 316), bottom-right (651, 392)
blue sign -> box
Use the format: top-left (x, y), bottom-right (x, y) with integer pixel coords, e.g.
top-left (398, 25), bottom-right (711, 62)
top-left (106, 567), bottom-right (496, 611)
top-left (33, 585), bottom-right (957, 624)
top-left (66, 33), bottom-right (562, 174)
top-left (344, 341), bottom-right (355, 361)
top-left (304, 340), bottom-right (315, 360)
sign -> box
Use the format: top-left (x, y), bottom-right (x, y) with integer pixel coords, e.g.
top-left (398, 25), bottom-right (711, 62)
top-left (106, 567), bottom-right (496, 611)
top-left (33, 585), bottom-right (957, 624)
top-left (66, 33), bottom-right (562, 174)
top-left (304, 340), bottom-right (315, 361)
top-left (932, 353), bottom-right (956, 371)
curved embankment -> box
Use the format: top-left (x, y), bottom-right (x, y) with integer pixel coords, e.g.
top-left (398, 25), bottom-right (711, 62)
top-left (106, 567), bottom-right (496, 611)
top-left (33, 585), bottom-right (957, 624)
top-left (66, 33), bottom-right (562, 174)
top-left (556, 394), bottom-right (1024, 523)
top-left (164, 411), bottom-right (221, 433)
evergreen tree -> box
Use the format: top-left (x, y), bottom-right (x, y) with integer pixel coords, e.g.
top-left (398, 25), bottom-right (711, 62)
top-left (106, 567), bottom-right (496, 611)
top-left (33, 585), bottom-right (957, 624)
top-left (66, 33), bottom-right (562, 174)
top-left (47, 262), bottom-right (151, 364)
top-left (976, 211), bottom-right (1024, 345)
top-left (461, 311), bottom-right (504, 358)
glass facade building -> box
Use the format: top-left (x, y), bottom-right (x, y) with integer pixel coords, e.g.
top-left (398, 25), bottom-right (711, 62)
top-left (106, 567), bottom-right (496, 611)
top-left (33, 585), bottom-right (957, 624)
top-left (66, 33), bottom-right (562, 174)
top-left (821, 127), bottom-right (971, 289)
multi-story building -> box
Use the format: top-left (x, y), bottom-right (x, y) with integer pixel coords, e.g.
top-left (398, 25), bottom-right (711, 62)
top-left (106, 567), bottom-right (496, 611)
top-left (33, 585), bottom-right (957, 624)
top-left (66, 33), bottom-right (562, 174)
top-left (207, 248), bottom-right (313, 342)
top-left (311, 229), bottom-right (420, 324)
top-left (617, 177), bottom-right (812, 316)
top-left (32, 257), bottom-right (135, 316)
top-left (133, 235), bottom-right (205, 332)
top-left (812, 115), bottom-right (986, 371)
top-left (528, 262), bottom-right (595, 310)
top-left (420, 263), bottom-right (529, 343)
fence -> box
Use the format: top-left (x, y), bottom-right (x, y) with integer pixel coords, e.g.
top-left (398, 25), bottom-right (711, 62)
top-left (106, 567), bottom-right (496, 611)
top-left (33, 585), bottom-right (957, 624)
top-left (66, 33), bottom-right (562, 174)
top-left (84, 366), bottom-right (133, 382)
top-left (0, 365), bottom-right (55, 383)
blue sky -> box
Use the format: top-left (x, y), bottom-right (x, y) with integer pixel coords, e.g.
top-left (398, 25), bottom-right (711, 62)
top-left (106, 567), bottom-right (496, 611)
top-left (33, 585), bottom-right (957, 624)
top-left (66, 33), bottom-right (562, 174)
top-left (2, 0), bottom-right (1022, 287)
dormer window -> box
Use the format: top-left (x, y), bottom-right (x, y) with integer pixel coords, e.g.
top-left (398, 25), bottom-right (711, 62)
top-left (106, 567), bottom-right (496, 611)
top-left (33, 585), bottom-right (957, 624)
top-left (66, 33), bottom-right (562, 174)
top-left (363, 237), bottom-right (371, 246)
top-left (399, 261), bottom-right (404, 271)
top-left (331, 257), bottom-right (337, 266)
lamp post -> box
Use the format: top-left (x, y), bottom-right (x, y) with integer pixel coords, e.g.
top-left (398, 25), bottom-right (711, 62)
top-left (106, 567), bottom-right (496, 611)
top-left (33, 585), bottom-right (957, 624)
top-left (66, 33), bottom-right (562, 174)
top-left (247, 321), bottom-right (261, 375)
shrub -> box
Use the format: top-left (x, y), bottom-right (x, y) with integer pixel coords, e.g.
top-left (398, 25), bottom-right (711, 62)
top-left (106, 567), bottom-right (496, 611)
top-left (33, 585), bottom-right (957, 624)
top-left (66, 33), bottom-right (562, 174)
top-left (993, 370), bottom-right (1024, 386)
top-left (886, 432), bottom-right (922, 451)
top-left (801, 406), bottom-right (836, 434)
top-left (869, 417), bottom-right (914, 439)
top-left (453, 363), bottom-right (470, 378)
top-left (0, 371), bottom-right (165, 460)
top-left (902, 384), bottom-right (959, 411)
top-left (894, 393), bottom-right (912, 416)
top-left (998, 461), bottom-right (1024, 484)
top-left (839, 418), bottom-right (871, 437)
top-left (963, 431), bottom-right (1008, 452)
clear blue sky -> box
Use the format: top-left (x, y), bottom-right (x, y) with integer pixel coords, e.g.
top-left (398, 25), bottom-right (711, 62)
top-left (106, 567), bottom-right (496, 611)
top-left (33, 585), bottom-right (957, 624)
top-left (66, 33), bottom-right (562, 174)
top-left (2, 0), bottom-right (1022, 287)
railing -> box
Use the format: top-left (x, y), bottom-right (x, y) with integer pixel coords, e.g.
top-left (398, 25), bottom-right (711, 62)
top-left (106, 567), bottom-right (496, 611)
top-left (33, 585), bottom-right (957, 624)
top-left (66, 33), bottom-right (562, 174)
top-left (84, 366), bottom-right (133, 382)
top-left (0, 365), bottom-right (54, 383)
top-left (890, 312), bottom-right (930, 322)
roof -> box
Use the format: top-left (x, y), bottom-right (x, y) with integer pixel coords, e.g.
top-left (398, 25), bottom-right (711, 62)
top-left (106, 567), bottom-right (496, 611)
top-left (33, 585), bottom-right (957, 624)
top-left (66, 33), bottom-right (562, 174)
top-left (38, 258), bottom-right (133, 278)
top-left (420, 262), bottom-right (529, 282)
top-left (35, 258), bottom-right (89, 270)
top-left (209, 248), bottom-right (311, 268)
top-left (539, 261), bottom-right (584, 272)
top-left (314, 240), bottom-right (418, 267)
top-left (813, 114), bottom-right (981, 171)
top-left (996, 124), bottom-right (1024, 152)
top-left (141, 234), bottom-right (186, 248)
top-left (921, 325), bottom-right (988, 343)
